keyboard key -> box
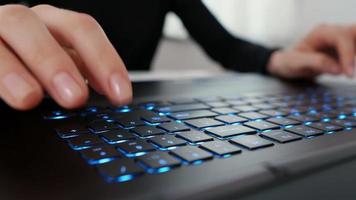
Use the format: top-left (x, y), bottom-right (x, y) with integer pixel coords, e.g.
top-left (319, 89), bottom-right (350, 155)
top-left (169, 98), bottom-right (197, 105)
top-left (211, 107), bottom-right (239, 114)
top-left (226, 100), bottom-right (247, 106)
top-left (116, 140), bottom-right (155, 155)
top-left (200, 141), bottom-right (241, 156)
top-left (206, 102), bottom-right (230, 108)
top-left (205, 124), bottom-right (256, 138)
top-left (44, 110), bottom-right (75, 120)
top-left (56, 123), bottom-right (89, 139)
top-left (101, 130), bottom-right (136, 144)
top-left (215, 115), bottom-right (248, 124)
top-left (158, 122), bottom-right (190, 132)
top-left (171, 146), bottom-right (213, 163)
top-left (238, 112), bottom-right (268, 120)
top-left (234, 106), bottom-right (259, 112)
top-left (267, 117), bottom-right (301, 126)
top-left (137, 152), bottom-right (181, 172)
top-left (260, 130), bottom-right (302, 143)
top-left (88, 120), bottom-right (119, 133)
top-left (259, 110), bottom-right (287, 117)
top-left (170, 110), bottom-right (218, 120)
top-left (185, 118), bottom-right (224, 129)
top-left (288, 115), bottom-right (319, 122)
top-left (285, 125), bottom-right (324, 137)
top-left (117, 118), bottom-right (145, 128)
top-left (230, 135), bottom-right (274, 150)
top-left (156, 103), bottom-right (210, 113)
top-left (244, 121), bottom-right (279, 131)
top-left (149, 135), bottom-right (186, 148)
top-left (141, 115), bottom-right (170, 124)
top-left (176, 131), bottom-right (214, 143)
top-left (307, 122), bottom-right (343, 132)
top-left (253, 103), bottom-right (275, 110)
top-left (81, 146), bottom-right (120, 165)
top-left (67, 135), bottom-right (103, 150)
top-left (131, 126), bottom-right (166, 137)
top-left (330, 119), bottom-right (356, 128)
top-left (98, 159), bottom-right (144, 182)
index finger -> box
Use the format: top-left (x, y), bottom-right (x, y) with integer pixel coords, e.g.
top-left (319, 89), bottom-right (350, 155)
top-left (32, 5), bottom-right (132, 106)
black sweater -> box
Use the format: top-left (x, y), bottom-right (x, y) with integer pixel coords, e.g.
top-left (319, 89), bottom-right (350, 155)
top-left (2, 0), bottom-right (275, 73)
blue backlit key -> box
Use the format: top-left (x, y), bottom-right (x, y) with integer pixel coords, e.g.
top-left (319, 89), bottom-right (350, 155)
top-left (285, 125), bottom-right (324, 137)
top-left (331, 119), bottom-right (356, 128)
top-left (176, 130), bottom-right (214, 143)
top-left (67, 135), bottom-right (103, 150)
top-left (260, 130), bottom-right (302, 143)
top-left (205, 124), bottom-right (256, 138)
top-left (141, 115), bottom-right (170, 124)
top-left (137, 152), bottom-right (181, 173)
top-left (170, 146), bottom-right (213, 163)
top-left (81, 146), bottom-right (120, 165)
top-left (117, 118), bottom-right (145, 128)
top-left (149, 135), bottom-right (186, 148)
top-left (116, 140), bottom-right (155, 156)
top-left (211, 107), bottom-right (239, 114)
top-left (215, 115), bottom-right (248, 124)
top-left (157, 122), bottom-right (190, 132)
top-left (98, 159), bottom-right (144, 182)
top-left (101, 129), bottom-right (136, 144)
top-left (88, 120), bottom-right (119, 133)
top-left (238, 112), bottom-right (268, 120)
top-left (200, 141), bottom-right (241, 156)
top-left (307, 122), bottom-right (343, 132)
top-left (230, 135), bottom-right (274, 150)
top-left (267, 117), bottom-right (301, 126)
top-left (244, 120), bottom-right (279, 131)
top-left (185, 118), bottom-right (224, 129)
top-left (169, 110), bottom-right (218, 120)
top-left (131, 126), bottom-right (166, 137)
top-left (56, 123), bottom-right (89, 139)
top-left (156, 103), bottom-right (210, 113)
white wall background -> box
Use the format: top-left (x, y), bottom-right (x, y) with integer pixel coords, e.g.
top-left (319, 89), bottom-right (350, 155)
top-left (164, 0), bottom-right (356, 47)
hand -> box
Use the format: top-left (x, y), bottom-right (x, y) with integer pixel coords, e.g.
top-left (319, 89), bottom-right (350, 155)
top-left (267, 24), bottom-right (356, 79)
top-left (0, 4), bottom-right (132, 110)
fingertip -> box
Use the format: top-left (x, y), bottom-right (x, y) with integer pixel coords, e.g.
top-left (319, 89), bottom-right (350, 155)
top-left (108, 73), bottom-right (133, 106)
top-left (51, 72), bottom-right (89, 109)
top-left (8, 82), bottom-right (43, 111)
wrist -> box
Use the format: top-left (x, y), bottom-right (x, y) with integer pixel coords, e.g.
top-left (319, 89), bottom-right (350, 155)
top-left (267, 50), bottom-right (284, 77)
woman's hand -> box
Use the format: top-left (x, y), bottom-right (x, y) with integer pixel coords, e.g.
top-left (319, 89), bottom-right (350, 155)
top-left (268, 24), bottom-right (356, 79)
top-left (0, 4), bottom-right (132, 110)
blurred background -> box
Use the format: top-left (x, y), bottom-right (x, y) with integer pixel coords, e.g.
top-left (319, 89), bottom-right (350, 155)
top-left (148, 0), bottom-right (356, 76)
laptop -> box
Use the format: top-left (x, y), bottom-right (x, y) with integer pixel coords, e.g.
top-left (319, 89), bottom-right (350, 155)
top-left (2, 73), bottom-right (356, 200)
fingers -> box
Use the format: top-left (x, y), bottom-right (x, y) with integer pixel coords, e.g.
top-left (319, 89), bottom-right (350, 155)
top-left (0, 5), bottom-right (88, 109)
top-left (302, 24), bottom-right (355, 77)
top-left (32, 5), bottom-right (132, 106)
top-left (268, 50), bottom-right (341, 79)
top-left (301, 52), bottom-right (341, 74)
top-left (333, 29), bottom-right (355, 77)
top-left (0, 39), bottom-right (43, 110)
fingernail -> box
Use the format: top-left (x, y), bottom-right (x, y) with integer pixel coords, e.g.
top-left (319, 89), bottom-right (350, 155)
top-left (53, 72), bottom-right (82, 104)
top-left (2, 73), bottom-right (34, 102)
top-left (109, 73), bottom-right (130, 104)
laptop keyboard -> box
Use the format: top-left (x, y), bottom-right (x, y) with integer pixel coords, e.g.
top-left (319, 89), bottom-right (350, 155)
top-left (44, 88), bottom-right (356, 183)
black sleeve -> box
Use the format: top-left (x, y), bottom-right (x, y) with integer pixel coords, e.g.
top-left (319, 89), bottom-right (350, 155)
top-left (171, 0), bottom-right (276, 74)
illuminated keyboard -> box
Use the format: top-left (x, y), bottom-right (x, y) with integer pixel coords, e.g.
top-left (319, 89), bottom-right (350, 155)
top-left (44, 88), bottom-right (356, 183)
